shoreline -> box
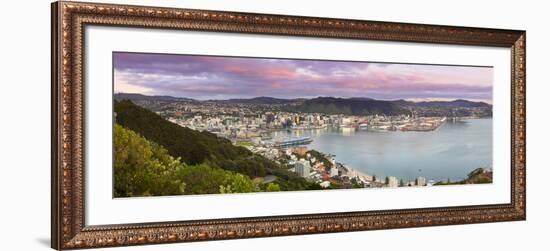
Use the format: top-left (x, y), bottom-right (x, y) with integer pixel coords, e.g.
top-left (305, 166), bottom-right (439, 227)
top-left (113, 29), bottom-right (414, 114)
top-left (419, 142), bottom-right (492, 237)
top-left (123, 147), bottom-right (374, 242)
top-left (268, 117), bottom-right (492, 185)
top-left (226, 116), bottom-right (493, 187)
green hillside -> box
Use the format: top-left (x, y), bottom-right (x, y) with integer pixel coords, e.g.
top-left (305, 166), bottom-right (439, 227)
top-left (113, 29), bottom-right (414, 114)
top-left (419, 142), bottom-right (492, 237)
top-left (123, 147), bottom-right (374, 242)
top-left (291, 97), bottom-right (407, 115)
top-left (114, 123), bottom-right (186, 197)
top-left (114, 123), bottom-right (260, 197)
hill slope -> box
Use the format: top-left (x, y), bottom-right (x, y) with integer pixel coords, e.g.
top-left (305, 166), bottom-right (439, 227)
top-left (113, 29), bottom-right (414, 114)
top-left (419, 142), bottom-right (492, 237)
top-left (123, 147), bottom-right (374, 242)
top-left (114, 93), bottom-right (195, 102)
top-left (215, 96), bottom-right (298, 104)
top-left (412, 99), bottom-right (491, 108)
top-left (292, 97), bottom-right (408, 115)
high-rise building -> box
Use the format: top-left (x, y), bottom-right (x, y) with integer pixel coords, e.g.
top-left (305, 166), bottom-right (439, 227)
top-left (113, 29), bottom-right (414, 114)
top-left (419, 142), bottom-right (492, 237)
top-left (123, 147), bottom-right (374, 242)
top-left (295, 159), bottom-right (311, 178)
top-left (416, 176), bottom-right (427, 186)
top-left (330, 166), bottom-right (339, 177)
top-left (387, 176), bottom-right (399, 187)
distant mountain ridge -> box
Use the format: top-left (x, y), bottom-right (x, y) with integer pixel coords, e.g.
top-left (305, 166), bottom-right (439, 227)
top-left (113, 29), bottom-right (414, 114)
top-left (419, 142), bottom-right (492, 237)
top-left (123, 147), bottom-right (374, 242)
top-left (116, 93), bottom-right (489, 106)
top-left (115, 93), bottom-right (491, 116)
top-left (294, 97), bottom-right (407, 116)
top-left (210, 96), bottom-right (299, 104)
top-left (412, 99), bottom-right (491, 108)
top-left (114, 93), bottom-right (196, 102)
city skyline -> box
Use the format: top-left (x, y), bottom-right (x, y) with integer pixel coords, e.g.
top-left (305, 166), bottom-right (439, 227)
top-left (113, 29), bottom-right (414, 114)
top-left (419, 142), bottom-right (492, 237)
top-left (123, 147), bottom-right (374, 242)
top-left (114, 52), bottom-right (493, 103)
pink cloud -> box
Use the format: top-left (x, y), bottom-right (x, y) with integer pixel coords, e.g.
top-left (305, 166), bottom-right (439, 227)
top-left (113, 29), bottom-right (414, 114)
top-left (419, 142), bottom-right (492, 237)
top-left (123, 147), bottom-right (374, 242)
top-left (114, 52), bottom-right (493, 101)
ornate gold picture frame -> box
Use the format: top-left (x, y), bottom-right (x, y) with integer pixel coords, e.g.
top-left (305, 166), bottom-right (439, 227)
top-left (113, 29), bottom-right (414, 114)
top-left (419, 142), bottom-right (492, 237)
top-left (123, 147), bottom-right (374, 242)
top-left (51, 1), bottom-right (526, 249)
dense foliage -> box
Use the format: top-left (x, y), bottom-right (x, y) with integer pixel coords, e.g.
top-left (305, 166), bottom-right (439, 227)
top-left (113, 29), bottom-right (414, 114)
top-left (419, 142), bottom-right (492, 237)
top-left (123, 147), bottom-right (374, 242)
top-left (265, 183), bottom-right (281, 192)
top-left (115, 124), bottom-right (262, 197)
top-left (114, 124), bottom-right (186, 197)
top-left (179, 164), bottom-right (257, 194)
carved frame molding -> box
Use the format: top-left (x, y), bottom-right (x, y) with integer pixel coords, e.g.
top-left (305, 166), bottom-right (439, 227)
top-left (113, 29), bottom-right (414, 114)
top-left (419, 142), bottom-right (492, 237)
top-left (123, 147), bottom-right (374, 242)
top-left (51, 1), bottom-right (526, 249)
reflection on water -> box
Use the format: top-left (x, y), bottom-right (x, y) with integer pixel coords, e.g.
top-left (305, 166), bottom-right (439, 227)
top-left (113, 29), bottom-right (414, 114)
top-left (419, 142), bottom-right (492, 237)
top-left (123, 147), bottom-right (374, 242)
top-left (341, 127), bottom-right (355, 137)
top-left (272, 118), bottom-right (492, 182)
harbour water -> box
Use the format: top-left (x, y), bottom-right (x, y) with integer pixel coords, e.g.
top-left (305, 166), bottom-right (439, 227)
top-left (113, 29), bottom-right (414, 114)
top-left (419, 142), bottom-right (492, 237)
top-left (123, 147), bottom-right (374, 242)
top-left (271, 118), bottom-right (492, 182)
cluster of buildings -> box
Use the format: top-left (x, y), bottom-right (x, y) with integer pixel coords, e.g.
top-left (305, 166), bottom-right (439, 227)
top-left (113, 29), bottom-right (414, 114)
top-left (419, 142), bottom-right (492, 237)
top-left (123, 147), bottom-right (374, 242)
top-left (249, 144), bottom-right (431, 190)
top-left (367, 116), bottom-right (447, 132)
top-left (167, 108), bottom-right (336, 141)
top-left (164, 101), bottom-right (448, 144)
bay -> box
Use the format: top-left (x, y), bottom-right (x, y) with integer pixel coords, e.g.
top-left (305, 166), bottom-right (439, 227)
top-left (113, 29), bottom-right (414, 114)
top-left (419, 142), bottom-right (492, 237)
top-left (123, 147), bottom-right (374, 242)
top-left (271, 118), bottom-right (492, 182)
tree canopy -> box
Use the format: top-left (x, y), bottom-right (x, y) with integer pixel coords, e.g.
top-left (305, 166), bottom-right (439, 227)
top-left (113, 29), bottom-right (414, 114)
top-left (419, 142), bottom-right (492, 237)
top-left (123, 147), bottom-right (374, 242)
top-left (114, 124), bottom-right (186, 197)
top-left (115, 124), bottom-right (261, 197)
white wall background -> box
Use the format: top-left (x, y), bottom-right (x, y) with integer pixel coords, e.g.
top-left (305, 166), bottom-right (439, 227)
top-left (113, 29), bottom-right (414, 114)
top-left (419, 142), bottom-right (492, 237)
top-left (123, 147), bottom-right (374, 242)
top-left (0, 0), bottom-right (547, 250)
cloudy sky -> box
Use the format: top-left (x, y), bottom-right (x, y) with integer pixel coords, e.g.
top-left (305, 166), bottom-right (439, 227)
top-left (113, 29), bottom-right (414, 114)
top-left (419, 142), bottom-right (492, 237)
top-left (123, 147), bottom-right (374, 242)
top-left (114, 52), bottom-right (493, 103)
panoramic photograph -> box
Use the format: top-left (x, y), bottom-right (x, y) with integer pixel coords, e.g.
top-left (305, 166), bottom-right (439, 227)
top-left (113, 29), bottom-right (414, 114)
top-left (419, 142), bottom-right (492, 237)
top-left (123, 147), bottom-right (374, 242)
top-left (112, 52), bottom-right (493, 198)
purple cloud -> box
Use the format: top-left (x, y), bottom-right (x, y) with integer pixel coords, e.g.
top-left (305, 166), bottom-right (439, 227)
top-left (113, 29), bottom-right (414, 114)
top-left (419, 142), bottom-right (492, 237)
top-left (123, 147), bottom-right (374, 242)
top-left (113, 52), bottom-right (493, 102)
